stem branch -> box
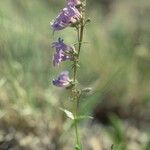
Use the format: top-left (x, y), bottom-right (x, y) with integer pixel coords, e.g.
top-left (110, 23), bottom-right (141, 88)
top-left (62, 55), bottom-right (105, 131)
top-left (72, 22), bottom-right (84, 150)
top-left (72, 2), bottom-right (86, 149)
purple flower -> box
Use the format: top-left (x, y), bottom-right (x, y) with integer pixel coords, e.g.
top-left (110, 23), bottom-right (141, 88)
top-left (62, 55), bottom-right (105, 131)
top-left (52, 38), bottom-right (72, 52)
top-left (51, 4), bottom-right (81, 31)
top-left (53, 71), bottom-right (71, 88)
top-left (68, 0), bottom-right (81, 6)
top-left (52, 38), bottom-right (74, 66)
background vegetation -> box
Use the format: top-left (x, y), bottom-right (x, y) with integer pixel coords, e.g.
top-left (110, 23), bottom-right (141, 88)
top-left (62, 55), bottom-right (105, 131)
top-left (0, 0), bottom-right (149, 149)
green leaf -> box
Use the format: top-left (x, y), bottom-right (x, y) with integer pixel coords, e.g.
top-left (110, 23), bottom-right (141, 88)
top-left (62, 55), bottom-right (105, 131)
top-left (75, 144), bottom-right (82, 150)
top-left (75, 144), bottom-right (80, 150)
top-left (68, 115), bottom-right (93, 130)
top-left (59, 108), bottom-right (74, 120)
top-left (75, 115), bottom-right (93, 121)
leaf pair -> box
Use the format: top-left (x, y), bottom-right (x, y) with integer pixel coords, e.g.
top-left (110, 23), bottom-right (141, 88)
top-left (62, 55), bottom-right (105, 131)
top-left (59, 107), bottom-right (93, 121)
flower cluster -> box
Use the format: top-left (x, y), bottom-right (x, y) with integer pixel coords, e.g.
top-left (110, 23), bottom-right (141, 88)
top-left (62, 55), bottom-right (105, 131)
top-left (52, 38), bottom-right (74, 66)
top-left (51, 1), bottom-right (81, 31)
top-left (51, 0), bottom-right (82, 88)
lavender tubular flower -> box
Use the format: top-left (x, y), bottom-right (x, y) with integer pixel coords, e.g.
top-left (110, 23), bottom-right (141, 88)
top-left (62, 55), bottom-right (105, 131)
top-left (52, 38), bottom-right (72, 52)
top-left (51, 5), bottom-right (81, 31)
top-left (52, 38), bottom-right (74, 66)
top-left (53, 71), bottom-right (71, 88)
top-left (53, 50), bottom-right (72, 66)
top-left (68, 0), bottom-right (81, 6)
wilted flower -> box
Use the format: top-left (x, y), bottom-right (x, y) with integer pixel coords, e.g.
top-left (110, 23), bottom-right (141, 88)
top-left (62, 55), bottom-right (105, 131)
top-left (52, 38), bottom-right (74, 66)
top-left (68, 0), bottom-right (81, 6)
top-left (53, 71), bottom-right (71, 88)
top-left (51, 4), bottom-right (81, 31)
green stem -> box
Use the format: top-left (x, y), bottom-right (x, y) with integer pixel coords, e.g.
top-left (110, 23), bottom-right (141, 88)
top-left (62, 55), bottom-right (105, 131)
top-left (72, 2), bottom-right (86, 149)
top-left (72, 63), bottom-right (80, 149)
top-left (72, 22), bottom-right (84, 150)
top-left (74, 100), bottom-right (80, 149)
top-left (77, 24), bottom-right (84, 58)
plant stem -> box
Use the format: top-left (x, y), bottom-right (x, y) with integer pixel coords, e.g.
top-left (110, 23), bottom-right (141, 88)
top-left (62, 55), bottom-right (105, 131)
top-left (73, 60), bottom-right (80, 148)
top-left (72, 21), bottom-right (84, 150)
top-left (77, 25), bottom-right (84, 58)
top-left (72, 1), bottom-right (86, 149)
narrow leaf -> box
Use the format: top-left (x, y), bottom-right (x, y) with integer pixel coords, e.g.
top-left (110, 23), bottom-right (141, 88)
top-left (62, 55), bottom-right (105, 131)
top-left (75, 115), bottom-right (93, 121)
top-left (59, 108), bottom-right (74, 120)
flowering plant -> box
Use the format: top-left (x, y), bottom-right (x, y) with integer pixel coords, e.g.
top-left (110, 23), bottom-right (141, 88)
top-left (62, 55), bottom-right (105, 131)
top-left (51, 0), bottom-right (90, 149)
